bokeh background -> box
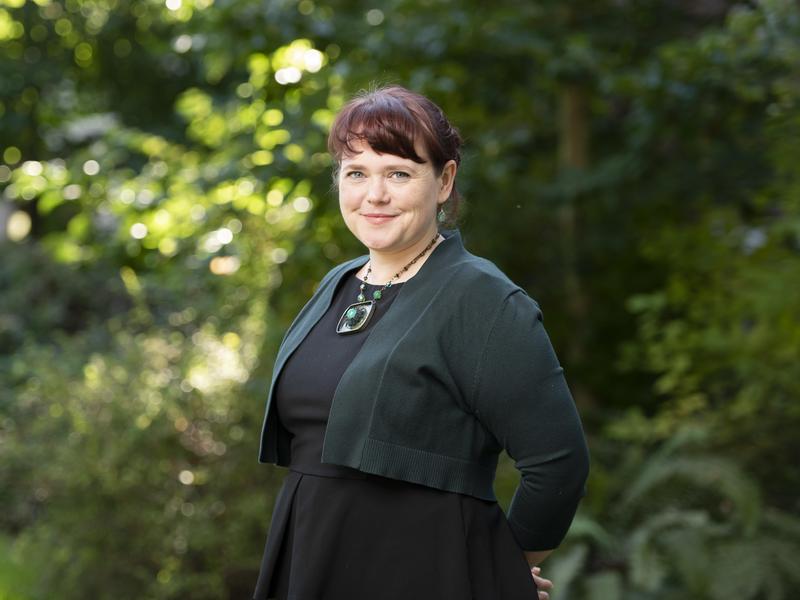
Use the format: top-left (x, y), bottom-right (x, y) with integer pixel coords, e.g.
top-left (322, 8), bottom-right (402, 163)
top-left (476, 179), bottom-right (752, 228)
top-left (1, 0), bottom-right (799, 598)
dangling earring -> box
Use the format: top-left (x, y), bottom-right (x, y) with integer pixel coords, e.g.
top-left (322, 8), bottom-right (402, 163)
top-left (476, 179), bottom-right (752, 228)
top-left (437, 206), bottom-right (446, 224)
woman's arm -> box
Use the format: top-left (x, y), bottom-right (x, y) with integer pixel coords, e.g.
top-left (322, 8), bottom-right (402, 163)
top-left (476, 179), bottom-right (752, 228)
top-left (472, 290), bottom-right (590, 552)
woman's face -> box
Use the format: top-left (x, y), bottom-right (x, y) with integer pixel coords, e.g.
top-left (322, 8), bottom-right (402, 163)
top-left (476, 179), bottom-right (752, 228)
top-left (337, 139), bottom-right (456, 258)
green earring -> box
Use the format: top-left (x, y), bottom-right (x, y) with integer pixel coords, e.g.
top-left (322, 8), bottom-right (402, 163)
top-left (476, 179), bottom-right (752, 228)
top-left (437, 207), bottom-right (446, 223)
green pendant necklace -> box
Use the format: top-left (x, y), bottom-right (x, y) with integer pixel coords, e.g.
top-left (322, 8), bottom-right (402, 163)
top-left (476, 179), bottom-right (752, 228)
top-left (336, 234), bottom-right (439, 335)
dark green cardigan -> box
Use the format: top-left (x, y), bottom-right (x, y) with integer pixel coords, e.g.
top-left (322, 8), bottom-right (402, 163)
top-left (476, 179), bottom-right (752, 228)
top-left (258, 229), bottom-right (589, 551)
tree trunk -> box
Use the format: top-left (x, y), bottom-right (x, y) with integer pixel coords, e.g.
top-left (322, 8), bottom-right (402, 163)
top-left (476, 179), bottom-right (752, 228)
top-left (557, 84), bottom-right (592, 407)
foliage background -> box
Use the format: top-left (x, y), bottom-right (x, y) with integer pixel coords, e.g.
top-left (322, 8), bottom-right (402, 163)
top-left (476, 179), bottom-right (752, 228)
top-left (1, 0), bottom-right (799, 598)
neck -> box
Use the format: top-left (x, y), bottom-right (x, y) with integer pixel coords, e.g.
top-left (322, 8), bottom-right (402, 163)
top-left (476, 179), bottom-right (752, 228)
top-left (365, 228), bottom-right (443, 283)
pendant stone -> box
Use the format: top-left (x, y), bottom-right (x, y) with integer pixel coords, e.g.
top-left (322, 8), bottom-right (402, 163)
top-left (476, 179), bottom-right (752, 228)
top-left (336, 300), bottom-right (375, 334)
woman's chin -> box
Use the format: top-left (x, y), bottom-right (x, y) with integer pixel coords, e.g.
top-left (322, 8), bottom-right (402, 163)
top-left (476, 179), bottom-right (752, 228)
top-left (360, 237), bottom-right (398, 254)
top-left (353, 228), bottom-right (401, 252)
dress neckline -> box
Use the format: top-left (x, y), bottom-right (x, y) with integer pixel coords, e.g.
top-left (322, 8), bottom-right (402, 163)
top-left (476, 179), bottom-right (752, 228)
top-left (354, 277), bottom-right (408, 287)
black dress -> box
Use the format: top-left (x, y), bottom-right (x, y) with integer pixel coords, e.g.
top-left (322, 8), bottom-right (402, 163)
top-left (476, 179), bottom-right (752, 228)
top-left (252, 267), bottom-right (539, 600)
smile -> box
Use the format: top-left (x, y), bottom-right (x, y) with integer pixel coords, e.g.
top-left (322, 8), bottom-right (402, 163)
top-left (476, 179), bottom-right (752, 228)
top-left (362, 214), bottom-right (398, 224)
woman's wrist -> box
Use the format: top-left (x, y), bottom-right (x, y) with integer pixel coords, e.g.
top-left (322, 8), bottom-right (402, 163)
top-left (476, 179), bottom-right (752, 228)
top-left (523, 549), bottom-right (553, 567)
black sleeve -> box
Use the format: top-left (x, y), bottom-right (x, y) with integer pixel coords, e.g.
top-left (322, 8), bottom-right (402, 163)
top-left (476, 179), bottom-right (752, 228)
top-left (472, 290), bottom-right (590, 551)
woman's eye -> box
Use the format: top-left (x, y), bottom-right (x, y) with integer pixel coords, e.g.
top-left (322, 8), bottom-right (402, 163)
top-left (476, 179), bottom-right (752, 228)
top-left (345, 171), bottom-right (364, 179)
top-left (390, 171), bottom-right (410, 179)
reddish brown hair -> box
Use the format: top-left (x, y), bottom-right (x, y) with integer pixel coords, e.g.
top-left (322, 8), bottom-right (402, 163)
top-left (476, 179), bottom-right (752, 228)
top-left (328, 85), bottom-right (464, 225)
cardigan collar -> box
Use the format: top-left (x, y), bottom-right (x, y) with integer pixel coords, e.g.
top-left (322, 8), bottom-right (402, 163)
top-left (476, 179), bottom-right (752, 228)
top-left (408, 227), bottom-right (465, 286)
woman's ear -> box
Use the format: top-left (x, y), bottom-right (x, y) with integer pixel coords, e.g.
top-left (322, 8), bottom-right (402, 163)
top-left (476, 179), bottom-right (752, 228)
top-left (438, 159), bottom-right (457, 202)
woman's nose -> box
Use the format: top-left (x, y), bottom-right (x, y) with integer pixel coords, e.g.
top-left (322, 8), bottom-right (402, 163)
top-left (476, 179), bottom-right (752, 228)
top-left (366, 176), bottom-right (388, 203)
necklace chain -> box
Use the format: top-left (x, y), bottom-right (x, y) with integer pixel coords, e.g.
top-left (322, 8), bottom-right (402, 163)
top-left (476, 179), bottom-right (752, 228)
top-left (357, 234), bottom-right (440, 302)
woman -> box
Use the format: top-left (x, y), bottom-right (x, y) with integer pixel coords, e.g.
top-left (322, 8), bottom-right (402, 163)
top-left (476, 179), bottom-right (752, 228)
top-left (253, 85), bottom-right (589, 600)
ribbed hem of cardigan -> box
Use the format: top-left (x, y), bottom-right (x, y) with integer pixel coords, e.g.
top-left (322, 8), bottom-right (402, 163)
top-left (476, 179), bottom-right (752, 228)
top-left (356, 437), bottom-right (498, 502)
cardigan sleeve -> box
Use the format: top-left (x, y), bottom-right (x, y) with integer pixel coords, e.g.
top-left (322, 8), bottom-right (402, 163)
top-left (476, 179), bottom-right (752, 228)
top-left (472, 290), bottom-right (589, 551)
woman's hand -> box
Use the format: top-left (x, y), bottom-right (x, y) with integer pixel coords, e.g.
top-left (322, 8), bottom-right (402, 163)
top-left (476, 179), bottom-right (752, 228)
top-left (531, 566), bottom-right (553, 600)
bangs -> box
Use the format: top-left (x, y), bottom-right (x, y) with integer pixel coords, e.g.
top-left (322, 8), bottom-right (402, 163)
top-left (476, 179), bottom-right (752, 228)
top-left (328, 94), bottom-right (428, 165)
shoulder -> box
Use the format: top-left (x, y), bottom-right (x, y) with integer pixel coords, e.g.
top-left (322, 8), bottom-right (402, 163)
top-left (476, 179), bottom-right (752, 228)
top-left (442, 249), bottom-right (540, 316)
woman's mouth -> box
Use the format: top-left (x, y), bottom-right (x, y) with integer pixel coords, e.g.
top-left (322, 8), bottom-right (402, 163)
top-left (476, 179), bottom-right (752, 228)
top-left (362, 214), bottom-right (397, 225)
